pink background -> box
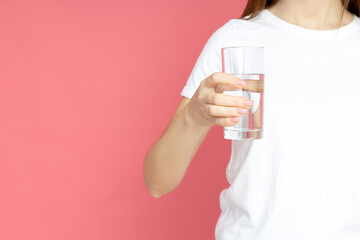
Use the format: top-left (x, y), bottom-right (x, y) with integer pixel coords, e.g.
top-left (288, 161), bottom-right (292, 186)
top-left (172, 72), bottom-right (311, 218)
top-left (0, 0), bottom-right (246, 239)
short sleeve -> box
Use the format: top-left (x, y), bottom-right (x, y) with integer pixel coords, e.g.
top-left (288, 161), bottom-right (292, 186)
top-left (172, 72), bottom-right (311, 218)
top-left (180, 20), bottom-right (234, 99)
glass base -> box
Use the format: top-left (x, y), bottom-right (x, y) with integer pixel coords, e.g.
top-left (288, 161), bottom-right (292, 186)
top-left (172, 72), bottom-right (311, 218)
top-left (224, 129), bottom-right (263, 140)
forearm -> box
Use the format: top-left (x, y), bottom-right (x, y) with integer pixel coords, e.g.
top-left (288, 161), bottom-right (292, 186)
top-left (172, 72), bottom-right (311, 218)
top-left (143, 104), bottom-right (212, 198)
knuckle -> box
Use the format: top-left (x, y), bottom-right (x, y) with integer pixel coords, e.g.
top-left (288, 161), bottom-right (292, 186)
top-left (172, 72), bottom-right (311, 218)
top-left (215, 84), bottom-right (224, 93)
top-left (214, 118), bottom-right (222, 127)
top-left (226, 118), bottom-right (233, 127)
top-left (225, 107), bottom-right (232, 117)
top-left (233, 108), bottom-right (240, 116)
top-left (235, 97), bottom-right (243, 106)
top-left (202, 78), bottom-right (210, 88)
top-left (197, 90), bottom-right (209, 103)
top-left (212, 72), bottom-right (222, 81)
top-left (196, 93), bottom-right (203, 103)
top-left (211, 93), bottom-right (218, 104)
top-left (221, 119), bottom-right (229, 127)
top-left (208, 105), bottom-right (215, 116)
top-left (205, 104), bottom-right (212, 115)
top-left (210, 116), bottom-right (217, 125)
top-left (214, 93), bottom-right (222, 105)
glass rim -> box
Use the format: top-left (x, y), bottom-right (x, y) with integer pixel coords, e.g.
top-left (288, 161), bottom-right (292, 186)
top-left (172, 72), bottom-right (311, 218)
top-left (221, 46), bottom-right (266, 50)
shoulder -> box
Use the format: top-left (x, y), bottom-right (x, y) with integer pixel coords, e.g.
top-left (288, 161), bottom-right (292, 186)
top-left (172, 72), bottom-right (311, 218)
top-left (207, 19), bottom-right (250, 41)
top-left (201, 11), bottom-right (269, 50)
top-left (212, 12), bottom-right (268, 38)
top-left (214, 18), bottom-right (255, 34)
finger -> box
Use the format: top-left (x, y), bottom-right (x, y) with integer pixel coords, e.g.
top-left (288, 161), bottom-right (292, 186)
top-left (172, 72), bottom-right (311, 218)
top-left (205, 104), bottom-right (247, 117)
top-left (214, 117), bottom-right (240, 127)
top-left (214, 83), bottom-right (237, 93)
top-left (243, 79), bottom-right (264, 93)
top-left (205, 72), bottom-right (246, 90)
top-left (206, 92), bottom-right (254, 108)
top-left (215, 84), bottom-right (224, 93)
top-left (219, 79), bottom-right (264, 92)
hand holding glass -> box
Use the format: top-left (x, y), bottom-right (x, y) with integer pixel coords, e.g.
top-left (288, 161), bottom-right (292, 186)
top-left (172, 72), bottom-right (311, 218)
top-left (221, 46), bottom-right (265, 140)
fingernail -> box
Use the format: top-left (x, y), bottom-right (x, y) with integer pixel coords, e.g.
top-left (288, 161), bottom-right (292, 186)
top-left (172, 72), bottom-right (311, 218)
top-left (244, 99), bottom-right (254, 106)
top-left (237, 79), bottom-right (246, 87)
top-left (231, 117), bottom-right (239, 123)
top-left (237, 109), bottom-right (247, 114)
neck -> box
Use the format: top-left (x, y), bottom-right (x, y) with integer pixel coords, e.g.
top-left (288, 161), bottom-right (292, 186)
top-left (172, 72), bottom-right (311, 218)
top-left (267, 0), bottom-right (354, 30)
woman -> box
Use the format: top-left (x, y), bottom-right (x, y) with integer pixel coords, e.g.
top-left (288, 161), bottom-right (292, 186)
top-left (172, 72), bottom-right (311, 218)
top-left (144, 0), bottom-right (360, 239)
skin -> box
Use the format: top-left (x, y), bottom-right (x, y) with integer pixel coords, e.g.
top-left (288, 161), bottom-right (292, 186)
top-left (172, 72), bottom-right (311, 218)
top-left (143, 0), bottom-right (353, 198)
top-left (267, 0), bottom-right (354, 30)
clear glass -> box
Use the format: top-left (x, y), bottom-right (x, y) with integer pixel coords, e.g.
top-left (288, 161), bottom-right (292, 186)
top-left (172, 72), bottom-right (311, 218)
top-left (221, 46), bottom-right (265, 140)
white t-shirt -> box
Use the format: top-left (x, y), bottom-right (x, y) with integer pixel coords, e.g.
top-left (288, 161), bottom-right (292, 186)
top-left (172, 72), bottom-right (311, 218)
top-left (181, 9), bottom-right (360, 240)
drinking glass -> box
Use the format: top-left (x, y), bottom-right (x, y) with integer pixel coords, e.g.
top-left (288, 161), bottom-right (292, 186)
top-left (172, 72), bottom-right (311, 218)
top-left (221, 46), bottom-right (265, 140)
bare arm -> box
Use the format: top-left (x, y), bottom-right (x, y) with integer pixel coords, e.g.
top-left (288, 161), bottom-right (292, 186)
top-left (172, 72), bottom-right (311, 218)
top-left (143, 97), bottom-right (211, 198)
